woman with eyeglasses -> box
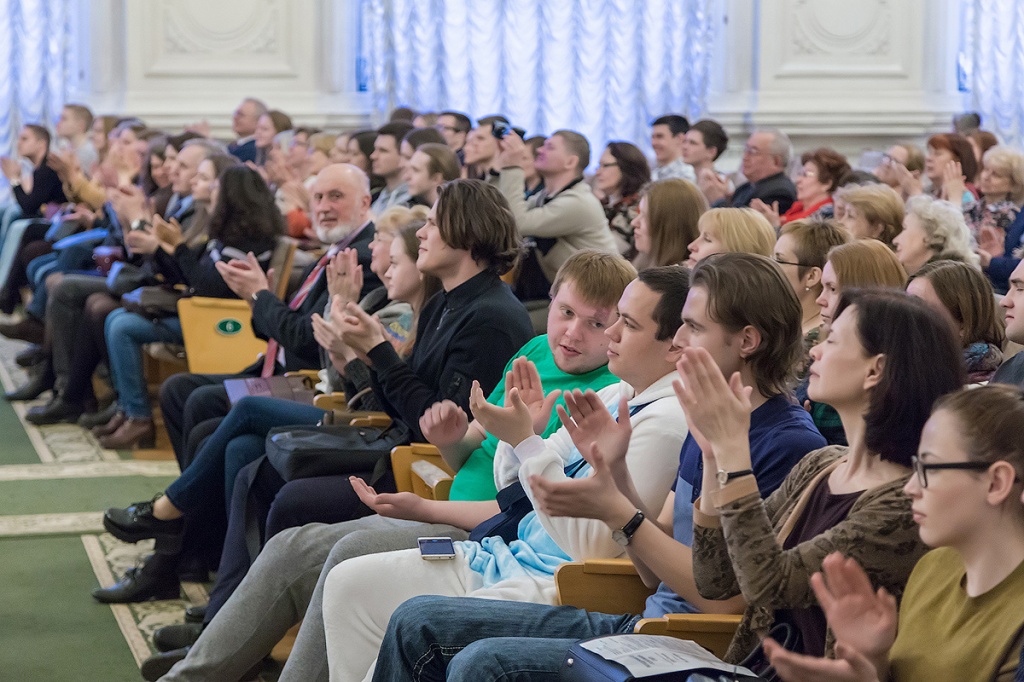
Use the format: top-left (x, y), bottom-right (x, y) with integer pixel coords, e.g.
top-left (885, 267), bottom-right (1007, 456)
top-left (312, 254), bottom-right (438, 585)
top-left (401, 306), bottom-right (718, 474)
top-left (752, 147), bottom-right (850, 228)
top-left (763, 383), bottom-right (1024, 681)
top-left (773, 217), bottom-right (851, 345)
top-left (680, 289), bottom-right (965, 664)
top-left (593, 141), bottom-right (651, 258)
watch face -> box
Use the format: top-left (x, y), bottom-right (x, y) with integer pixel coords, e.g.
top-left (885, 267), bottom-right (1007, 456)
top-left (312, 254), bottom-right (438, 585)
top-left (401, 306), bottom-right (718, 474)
top-left (611, 529), bottom-right (628, 546)
top-left (717, 469), bottom-right (728, 486)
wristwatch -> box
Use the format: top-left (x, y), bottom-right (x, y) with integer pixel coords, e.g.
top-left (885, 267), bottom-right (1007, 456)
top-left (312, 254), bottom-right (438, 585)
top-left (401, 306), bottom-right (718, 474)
top-left (717, 468), bottom-right (753, 486)
top-left (611, 510), bottom-right (645, 547)
top-left (130, 218), bottom-right (151, 231)
top-left (9, 177), bottom-right (20, 188)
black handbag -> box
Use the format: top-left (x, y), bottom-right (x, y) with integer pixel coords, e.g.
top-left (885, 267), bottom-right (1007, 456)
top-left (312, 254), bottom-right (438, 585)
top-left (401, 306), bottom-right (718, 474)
top-left (121, 285), bottom-right (183, 319)
top-left (106, 261), bottom-right (155, 296)
top-left (264, 420), bottom-right (411, 481)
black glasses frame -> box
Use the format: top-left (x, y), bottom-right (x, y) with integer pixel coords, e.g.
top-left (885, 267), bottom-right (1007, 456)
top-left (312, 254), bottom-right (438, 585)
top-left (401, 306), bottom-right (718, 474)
top-left (911, 454), bottom-right (992, 488)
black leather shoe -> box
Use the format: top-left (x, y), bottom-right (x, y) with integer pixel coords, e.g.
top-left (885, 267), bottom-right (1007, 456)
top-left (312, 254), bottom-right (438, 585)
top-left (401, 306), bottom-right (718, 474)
top-left (0, 316), bottom-right (44, 343)
top-left (184, 604), bottom-right (207, 624)
top-left (25, 396), bottom-right (85, 425)
top-left (141, 646), bottom-right (189, 681)
top-left (77, 400), bottom-right (119, 429)
top-left (103, 498), bottom-right (184, 550)
top-left (15, 344), bottom-right (45, 367)
top-left (91, 555), bottom-right (180, 604)
top-left (4, 364), bottom-right (54, 401)
top-left (154, 622), bottom-right (203, 652)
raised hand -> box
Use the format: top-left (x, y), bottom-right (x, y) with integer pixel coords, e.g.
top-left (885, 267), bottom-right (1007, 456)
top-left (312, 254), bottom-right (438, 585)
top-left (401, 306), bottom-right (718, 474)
top-left (528, 441), bottom-right (633, 524)
top-left (311, 312), bottom-right (348, 357)
top-left (496, 132), bottom-right (527, 170)
top-left (750, 198), bottom-right (781, 228)
top-left (469, 379), bottom-right (534, 448)
top-left (892, 161), bottom-right (923, 198)
top-left (507, 357), bottom-right (561, 436)
top-left (338, 301), bottom-right (387, 355)
top-left (349, 476), bottom-right (427, 521)
top-left (698, 168), bottom-right (729, 204)
top-left (556, 390), bottom-right (631, 472)
top-left (214, 252), bottom-right (271, 300)
top-left (153, 216), bottom-right (185, 251)
top-left (419, 400), bottom-right (470, 448)
top-left (326, 249), bottom-right (363, 305)
top-left (762, 639), bottom-right (881, 682)
top-left (940, 159), bottom-right (967, 205)
top-left (810, 553), bottom-right (898, 663)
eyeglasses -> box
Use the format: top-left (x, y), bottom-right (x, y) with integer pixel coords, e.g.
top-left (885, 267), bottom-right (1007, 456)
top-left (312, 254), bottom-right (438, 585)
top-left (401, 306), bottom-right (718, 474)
top-left (910, 454), bottom-right (992, 488)
top-left (743, 146), bottom-right (767, 157)
top-left (774, 256), bottom-right (813, 267)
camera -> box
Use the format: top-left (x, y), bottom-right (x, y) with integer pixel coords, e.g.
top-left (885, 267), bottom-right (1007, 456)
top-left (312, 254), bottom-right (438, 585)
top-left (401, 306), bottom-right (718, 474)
top-left (490, 121), bottom-right (527, 140)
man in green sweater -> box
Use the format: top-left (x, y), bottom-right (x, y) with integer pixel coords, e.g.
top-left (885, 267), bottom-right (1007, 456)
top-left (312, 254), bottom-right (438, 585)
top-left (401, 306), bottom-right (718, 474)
top-left (143, 250), bottom-right (636, 681)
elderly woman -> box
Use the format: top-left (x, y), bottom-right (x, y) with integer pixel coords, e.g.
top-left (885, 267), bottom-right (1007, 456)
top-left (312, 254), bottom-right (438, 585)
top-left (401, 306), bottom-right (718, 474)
top-left (964, 146), bottom-right (1024, 242)
top-left (753, 147), bottom-right (850, 227)
top-left (833, 182), bottom-right (904, 248)
top-left (893, 195), bottom-right (979, 276)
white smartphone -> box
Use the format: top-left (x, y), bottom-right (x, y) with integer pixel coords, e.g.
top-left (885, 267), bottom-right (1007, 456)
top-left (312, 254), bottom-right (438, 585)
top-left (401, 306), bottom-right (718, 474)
top-left (418, 536), bottom-right (456, 560)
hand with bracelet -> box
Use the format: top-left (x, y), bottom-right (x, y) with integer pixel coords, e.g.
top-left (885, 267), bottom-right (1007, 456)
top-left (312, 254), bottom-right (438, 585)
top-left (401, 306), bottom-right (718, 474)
top-left (673, 347), bottom-right (755, 507)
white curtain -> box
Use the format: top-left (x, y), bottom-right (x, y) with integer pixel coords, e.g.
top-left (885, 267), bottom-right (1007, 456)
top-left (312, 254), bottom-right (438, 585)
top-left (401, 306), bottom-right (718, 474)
top-left (360, 0), bottom-right (715, 163)
top-left (0, 0), bottom-right (78, 155)
top-left (959, 0), bottom-right (1024, 148)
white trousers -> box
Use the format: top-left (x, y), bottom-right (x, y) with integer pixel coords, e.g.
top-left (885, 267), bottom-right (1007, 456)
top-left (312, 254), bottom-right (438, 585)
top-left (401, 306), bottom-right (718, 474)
top-left (321, 547), bottom-right (558, 682)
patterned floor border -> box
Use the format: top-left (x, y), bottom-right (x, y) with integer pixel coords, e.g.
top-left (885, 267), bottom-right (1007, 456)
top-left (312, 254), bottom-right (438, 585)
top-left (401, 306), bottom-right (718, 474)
top-left (82, 533), bottom-right (209, 666)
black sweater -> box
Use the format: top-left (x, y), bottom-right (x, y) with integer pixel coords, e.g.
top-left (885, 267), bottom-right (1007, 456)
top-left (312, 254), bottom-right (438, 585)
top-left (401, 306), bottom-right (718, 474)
top-left (14, 163), bottom-right (66, 215)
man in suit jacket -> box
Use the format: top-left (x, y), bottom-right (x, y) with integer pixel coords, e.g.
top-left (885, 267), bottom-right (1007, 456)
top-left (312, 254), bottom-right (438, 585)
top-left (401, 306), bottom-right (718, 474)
top-left (708, 128), bottom-right (797, 214)
top-left (159, 164), bottom-right (380, 462)
top-left (226, 98), bottom-right (267, 164)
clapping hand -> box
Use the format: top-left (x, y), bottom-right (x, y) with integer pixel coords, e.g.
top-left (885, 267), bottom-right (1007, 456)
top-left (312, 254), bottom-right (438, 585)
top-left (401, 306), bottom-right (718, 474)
top-left (420, 400), bottom-right (470, 448)
top-left (153, 216), bottom-right (185, 252)
top-left (311, 310), bottom-right (349, 357)
top-left (326, 249), bottom-right (363, 306)
top-left (0, 156), bottom-right (21, 181)
top-left (892, 160), bottom-right (923, 198)
top-left (976, 224), bottom-right (1004, 269)
top-left (529, 440), bottom-right (633, 525)
top-left (338, 301), bottom-right (387, 355)
top-left (557, 390), bottom-right (632, 474)
top-left (698, 168), bottom-right (729, 204)
top-left (940, 160), bottom-right (967, 205)
top-left (469, 379), bottom-right (534, 448)
top-left (215, 252), bottom-right (271, 300)
top-left (506, 357), bottom-right (562, 436)
top-left (762, 640), bottom-right (881, 682)
top-left (750, 198), bottom-right (781, 228)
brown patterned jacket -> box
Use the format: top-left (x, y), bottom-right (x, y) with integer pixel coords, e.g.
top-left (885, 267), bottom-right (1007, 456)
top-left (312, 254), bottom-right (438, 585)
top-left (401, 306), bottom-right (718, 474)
top-left (692, 446), bottom-right (927, 662)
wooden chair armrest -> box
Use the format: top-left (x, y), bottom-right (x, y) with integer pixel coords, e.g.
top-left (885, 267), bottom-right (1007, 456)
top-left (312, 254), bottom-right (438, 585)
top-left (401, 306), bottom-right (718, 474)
top-left (634, 614), bottom-right (742, 658)
top-left (348, 414), bottom-right (392, 428)
top-left (285, 369), bottom-right (321, 381)
top-left (410, 460), bottom-right (454, 501)
top-left (555, 559), bottom-right (655, 615)
top-left (390, 443), bottom-right (455, 494)
top-left (313, 392), bottom-right (348, 412)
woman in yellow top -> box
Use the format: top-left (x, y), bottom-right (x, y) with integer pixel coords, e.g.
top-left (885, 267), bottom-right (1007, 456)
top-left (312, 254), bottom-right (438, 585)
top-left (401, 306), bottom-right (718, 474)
top-left (763, 383), bottom-right (1024, 681)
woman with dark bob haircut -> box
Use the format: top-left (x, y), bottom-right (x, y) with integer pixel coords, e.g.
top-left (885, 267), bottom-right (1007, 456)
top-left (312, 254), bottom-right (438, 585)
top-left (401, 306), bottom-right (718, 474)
top-left (594, 140), bottom-right (652, 258)
top-left (680, 288), bottom-right (965, 662)
top-left (207, 165), bottom-right (286, 249)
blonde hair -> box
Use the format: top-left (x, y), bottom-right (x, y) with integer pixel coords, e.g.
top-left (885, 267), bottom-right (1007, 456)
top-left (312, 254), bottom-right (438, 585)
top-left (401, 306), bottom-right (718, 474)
top-left (375, 205), bottom-right (429, 238)
top-left (833, 183), bottom-right (904, 247)
top-left (904, 195), bottom-right (980, 268)
top-left (699, 208), bottom-right (775, 257)
top-left (636, 179), bottom-right (708, 269)
top-left (308, 132), bottom-right (338, 157)
top-left (982, 146), bottom-right (1024, 204)
top-left (551, 250), bottom-right (637, 309)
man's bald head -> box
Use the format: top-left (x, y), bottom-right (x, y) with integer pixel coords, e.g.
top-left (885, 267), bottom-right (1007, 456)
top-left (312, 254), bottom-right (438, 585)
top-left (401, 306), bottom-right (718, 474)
top-left (311, 163), bottom-right (373, 243)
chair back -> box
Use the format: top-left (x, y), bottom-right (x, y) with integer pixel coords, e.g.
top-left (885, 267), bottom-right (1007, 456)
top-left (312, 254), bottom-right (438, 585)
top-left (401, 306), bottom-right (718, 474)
top-left (177, 297), bottom-right (267, 374)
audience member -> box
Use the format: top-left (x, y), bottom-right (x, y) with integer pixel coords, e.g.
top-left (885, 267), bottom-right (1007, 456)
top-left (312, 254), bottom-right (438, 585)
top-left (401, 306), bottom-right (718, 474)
top-left (0, 124), bottom-right (66, 223)
top-left (402, 142), bottom-right (459, 207)
top-left (398, 127), bottom-right (446, 167)
top-left (371, 253), bottom-right (827, 681)
top-left (253, 109), bottom-right (292, 167)
top-left (345, 129), bottom-right (382, 193)
top-left (923, 133), bottom-right (979, 204)
top-left (493, 130), bottom-right (617, 297)
top-left (894, 195), bottom-right (979, 276)
top-left (953, 111), bottom-right (983, 136)
top-left (388, 106), bottom-right (416, 123)
top-left (435, 110), bottom-right (472, 158)
top-left (595, 141), bottom-right (651, 258)
top-left (704, 128), bottom-right (797, 213)
top-left (632, 178), bottom-right (707, 270)
top-left (968, 129), bottom-right (999, 164)
top-left (907, 260), bottom-right (1005, 383)
top-left (649, 114), bottom-right (694, 181)
top-left (521, 135), bottom-right (547, 199)
top-left (753, 147), bottom-right (850, 226)
top-left (684, 119), bottom-right (729, 200)
top-left (833, 182), bottom-right (904, 247)
top-left (328, 132), bottom-right (350, 164)
top-left (412, 111), bottom-right (438, 129)
top-left (964, 145), bottom-right (1024, 241)
top-left (462, 115), bottom-right (507, 180)
top-left (992, 259), bottom-right (1024, 385)
top-left (765, 384), bottom-right (1024, 681)
top-left (369, 121), bottom-right (415, 214)
top-left (55, 103), bottom-right (97, 171)
top-left (873, 142), bottom-right (926, 200)
top-left (685, 207), bottom-right (776, 267)
top-left (227, 98), bottom-right (267, 163)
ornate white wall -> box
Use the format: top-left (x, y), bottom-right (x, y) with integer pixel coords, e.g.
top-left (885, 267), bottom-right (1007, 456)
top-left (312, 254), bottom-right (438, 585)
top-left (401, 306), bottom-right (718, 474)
top-left (72, 0), bottom-right (370, 138)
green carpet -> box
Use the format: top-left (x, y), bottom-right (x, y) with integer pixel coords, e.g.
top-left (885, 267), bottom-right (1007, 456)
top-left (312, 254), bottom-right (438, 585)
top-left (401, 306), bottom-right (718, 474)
top-left (0, 537), bottom-right (142, 681)
top-left (0, 388), bottom-right (41, 464)
top-left (0, 476), bottom-right (176, 517)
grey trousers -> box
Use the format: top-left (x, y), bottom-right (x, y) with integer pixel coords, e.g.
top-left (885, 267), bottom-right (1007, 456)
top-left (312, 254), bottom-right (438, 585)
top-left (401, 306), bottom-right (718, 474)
top-left (48, 274), bottom-right (108, 389)
top-left (161, 515), bottom-right (470, 682)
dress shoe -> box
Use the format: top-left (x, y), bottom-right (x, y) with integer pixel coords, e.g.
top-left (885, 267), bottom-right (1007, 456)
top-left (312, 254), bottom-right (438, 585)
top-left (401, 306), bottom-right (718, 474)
top-left (176, 555), bottom-right (210, 584)
top-left (91, 554), bottom-right (180, 604)
top-left (90, 409), bottom-right (126, 437)
top-left (25, 396), bottom-right (85, 425)
top-left (15, 344), bottom-right (45, 367)
top-left (78, 401), bottom-right (119, 429)
top-left (0, 316), bottom-right (44, 344)
top-left (103, 497), bottom-right (184, 549)
top-left (98, 416), bottom-right (156, 449)
top-left (184, 604), bottom-right (207, 624)
top-left (154, 622), bottom-right (203, 652)
top-left (4, 364), bottom-right (54, 402)
top-left (141, 646), bottom-right (190, 681)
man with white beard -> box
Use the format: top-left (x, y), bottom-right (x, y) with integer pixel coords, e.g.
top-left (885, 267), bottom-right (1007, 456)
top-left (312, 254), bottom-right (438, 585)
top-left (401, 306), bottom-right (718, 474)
top-left (154, 164), bottom-right (380, 466)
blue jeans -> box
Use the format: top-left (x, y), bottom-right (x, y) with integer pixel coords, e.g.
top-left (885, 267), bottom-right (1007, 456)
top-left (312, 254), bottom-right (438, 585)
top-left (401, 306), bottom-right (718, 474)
top-left (164, 396), bottom-right (324, 515)
top-left (371, 595), bottom-right (640, 682)
top-left (25, 251), bottom-right (59, 319)
top-left (104, 308), bottom-right (184, 419)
